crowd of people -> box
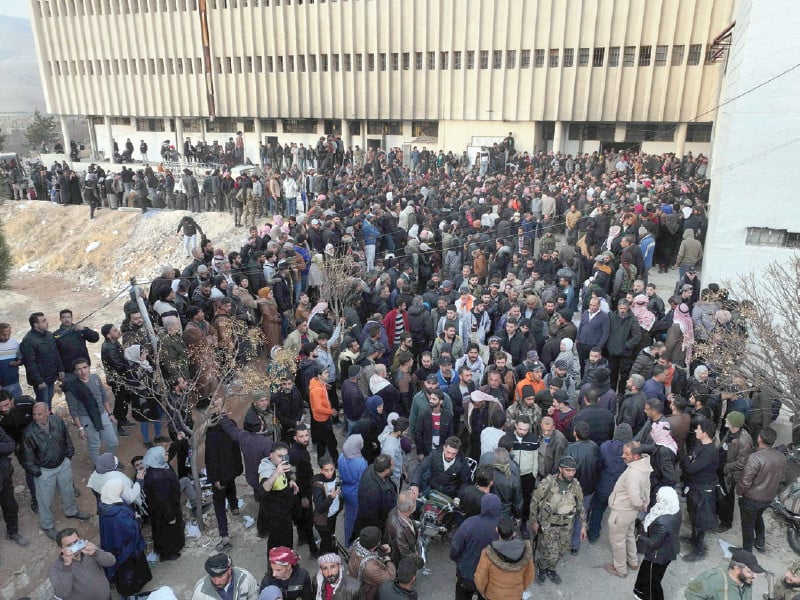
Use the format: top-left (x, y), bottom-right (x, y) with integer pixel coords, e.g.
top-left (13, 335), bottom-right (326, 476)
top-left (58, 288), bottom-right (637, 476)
top-left (0, 139), bottom-right (794, 600)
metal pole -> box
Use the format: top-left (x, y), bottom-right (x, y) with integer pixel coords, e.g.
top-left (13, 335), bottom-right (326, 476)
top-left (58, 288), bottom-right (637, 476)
top-left (129, 277), bottom-right (159, 352)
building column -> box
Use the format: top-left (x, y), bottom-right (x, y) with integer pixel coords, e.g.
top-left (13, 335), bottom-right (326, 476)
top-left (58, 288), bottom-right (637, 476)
top-left (60, 115), bottom-right (71, 156)
top-left (553, 121), bottom-right (567, 153)
top-left (674, 122), bottom-right (688, 157)
top-left (341, 119), bottom-right (351, 150)
top-left (254, 118), bottom-right (263, 165)
top-left (531, 121), bottom-right (543, 154)
top-left (175, 118), bottom-right (185, 154)
top-left (104, 116), bottom-right (114, 160)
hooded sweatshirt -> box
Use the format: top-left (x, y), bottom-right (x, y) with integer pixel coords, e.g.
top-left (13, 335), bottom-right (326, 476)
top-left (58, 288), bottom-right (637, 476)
top-left (474, 538), bottom-right (535, 600)
top-left (449, 493), bottom-right (501, 583)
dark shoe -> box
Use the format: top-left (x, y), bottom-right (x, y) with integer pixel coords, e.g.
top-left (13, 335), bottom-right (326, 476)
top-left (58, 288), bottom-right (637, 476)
top-left (215, 537), bottom-right (232, 552)
top-left (31, 500), bottom-right (38, 513)
top-left (6, 533), bottom-right (30, 547)
top-left (570, 548), bottom-right (579, 555)
top-left (679, 535), bottom-right (694, 544)
top-left (230, 508), bottom-right (239, 516)
top-left (73, 485), bottom-right (81, 497)
top-left (536, 566), bottom-right (546, 584)
top-left (309, 548), bottom-right (319, 559)
top-left (715, 523), bottom-right (732, 533)
top-left (68, 511), bottom-right (91, 520)
top-left (118, 428), bottom-right (130, 436)
top-left (43, 528), bottom-right (57, 540)
top-left (546, 569), bottom-right (562, 585)
top-left (143, 441), bottom-right (154, 449)
top-left (755, 544), bottom-right (766, 553)
top-left (257, 531), bottom-right (268, 539)
top-left (161, 553), bottom-right (181, 561)
top-left (727, 546), bottom-right (742, 553)
top-left (588, 536), bottom-right (599, 545)
top-left (682, 551), bottom-right (706, 562)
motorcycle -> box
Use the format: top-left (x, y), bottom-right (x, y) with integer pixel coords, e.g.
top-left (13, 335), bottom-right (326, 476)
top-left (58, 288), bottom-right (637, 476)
top-left (415, 490), bottom-right (464, 574)
top-left (771, 494), bottom-right (800, 554)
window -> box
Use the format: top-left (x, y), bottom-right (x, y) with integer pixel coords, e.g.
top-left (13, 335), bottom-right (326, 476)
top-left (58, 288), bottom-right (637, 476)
top-left (183, 118), bottom-right (202, 132)
top-left (298, 56), bottom-right (305, 72)
top-left (391, 53), bottom-right (399, 71)
top-left (746, 227), bottom-right (800, 248)
top-left (349, 121), bottom-right (361, 135)
top-left (402, 52), bottom-right (410, 70)
top-left (224, 57), bottom-right (232, 73)
top-left (355, 54), bottom-right (362, 71)
top-left (466, 51), bottom-right (475, 69)
top-left (506, 50), bottom-right (516, 68)
top-left (344, 54), bottom-right (351, 71)
top-left (563, 48), bottom-right (574, 67)
top-left (428, 51), bottom-right (435, 69)
top-left (333, 54), bottom-right (340, 71)
top-left (568, 122), bottom-right (616, 140)
top-left (625, 122), bottom-right (675, 142)
top-left (493, 50), bottom-right (502, 69)
top-left (288, 56), bottom-right (295, 72)
top-left (283, 119), bottom-right (318, 134)
top-left (267, 57), bottom-right (274, 72)
top-left (415, 52), bottom-right (423, 70)
top-left (440, 52), bottom-right (449, 69)
top-left (320, 54), bottom-right (328, 71)
top-left (256, 56), bottom-right (263, 72)
top-left (453, 51), bottom-right (461, 69)
top-left (623, 46), bottom-right (636, 66)
top-left (578, 48), bottom-right (589, 66)
top-left (593, 47), bottom-right (605, 67)
top-left (534, 49), bottom-right (544, 67)
top-left (121, 60), bottom-right (128, 75)
top-left (236, 57), bottom-right (244, 73)
top-left (111, 117), bottom-right (130, 125)
top-left (309, 55), bottom-right (317, 72)
top-left (379, 53), bottom-right (386, 71)
top-left (245, 57), bottom-right (253, 73)
top-left (367, 54), bottom-right (374, 71)
top-left (261, 119), bottom-right (277, 132)
top-left (638, 45), bottom-right (652, 66)
top-left (686, 122), bottom-right (713, 142)
top-left (672, 45), bottom-right (685, 65)
top-left (688, 44), bottom-right (702, 65)
top-left (195, 58), bottom-right (202, 73)
top-left (609, 46), bottom-right (620, 67)
top-left (324, 120), bottom-right (342, 135)
top-left (105, 59), bottom-right (111, 74)
top-left (277, 56), bottom-right (284, 72)
top-left (705, 47), bottom-right (717, 64)
top-left (141, 119), bottom-right (162, 132)
top-left (548, 49), bottom-right (558, 68)
top-left (158, 58), bottom-right (165, 74)
top-left (412, 121), bottom-right (439, 137)
top-left (479, 50), bottom-right (488, 69)
top-left (131, 60), bottom-right (138, 75)
top-left (521, 49), bottom-right (531, 68)
top-left (655, 45), bottom-right (668, 66)
top-left (367, 120), bottom-right (402, 135)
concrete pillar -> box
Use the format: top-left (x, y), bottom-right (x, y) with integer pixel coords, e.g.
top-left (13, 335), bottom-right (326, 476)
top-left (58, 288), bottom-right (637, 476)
top-left (60, 115), bottom-right (71, 156)
top-left (614, 123), bottom-right (626, 143)
top-left (674, 122), bottom-right (688, 157)
top-left (175, 117), bottom-right (185, 154)
top-left (531, 121), bottom-right (543, 153)
top-left (341, 119), bottom-right (351, 149)
top-left (254, 118), bottom-right (263, 165)
top-left (553, 120), bottom-right (567, 153)
top-left (105, 116), bottom-right (114, 160)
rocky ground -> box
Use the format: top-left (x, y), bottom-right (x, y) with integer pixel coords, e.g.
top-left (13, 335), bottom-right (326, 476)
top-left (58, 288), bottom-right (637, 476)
top-left (0, 201), bottom-right (796, 599)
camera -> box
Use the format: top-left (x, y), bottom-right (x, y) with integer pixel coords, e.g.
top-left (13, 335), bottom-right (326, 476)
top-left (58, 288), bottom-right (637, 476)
top-left (67, 539), bottom-right (87, 555)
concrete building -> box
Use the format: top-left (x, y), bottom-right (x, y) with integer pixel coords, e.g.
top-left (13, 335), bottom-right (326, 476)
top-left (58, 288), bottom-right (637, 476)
top-left (29, 0), bottom-right (733, 162)
top-left (702, 0), bottom-right (800, 285)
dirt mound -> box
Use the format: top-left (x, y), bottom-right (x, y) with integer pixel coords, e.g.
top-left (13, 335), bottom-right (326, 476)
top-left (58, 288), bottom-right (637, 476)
top-left (0, 201), bottom-right (250, 291)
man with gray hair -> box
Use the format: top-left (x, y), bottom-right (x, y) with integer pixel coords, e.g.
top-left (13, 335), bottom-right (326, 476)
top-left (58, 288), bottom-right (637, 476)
top-left (384, 491), bottom-right (424, 568)
top-left (618, 374), bottom-right (647, 436)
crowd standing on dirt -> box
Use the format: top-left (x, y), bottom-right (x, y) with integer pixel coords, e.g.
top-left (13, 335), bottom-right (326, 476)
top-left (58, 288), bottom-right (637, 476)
top-left (0, 138), bottom-right (793, 600)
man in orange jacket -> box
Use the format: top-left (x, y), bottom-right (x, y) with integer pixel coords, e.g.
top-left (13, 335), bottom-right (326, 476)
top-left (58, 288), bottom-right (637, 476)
top-left (515, 361), bottom-right (546, 403)
top-left (309, 364), bottom-right (339, 460)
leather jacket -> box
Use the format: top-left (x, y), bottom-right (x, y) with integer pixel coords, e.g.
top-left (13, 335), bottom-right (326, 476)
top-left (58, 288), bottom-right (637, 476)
top-left (736, 446), bottom-right (786, 503)
top-left (22, 416), bottom-right (74, 476)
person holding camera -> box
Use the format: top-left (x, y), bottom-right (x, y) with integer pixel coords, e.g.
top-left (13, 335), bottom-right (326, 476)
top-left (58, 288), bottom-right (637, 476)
top-left (348, 526), bottom-right (396, 600)
top-left (257, 442), bottom-right (299, 550)
top-left (49, 528), bottom-right (116, 600)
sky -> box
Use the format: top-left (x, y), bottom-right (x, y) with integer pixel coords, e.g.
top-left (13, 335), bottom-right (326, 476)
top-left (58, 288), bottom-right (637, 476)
top-left (0, 1), bottom-right (31, 20)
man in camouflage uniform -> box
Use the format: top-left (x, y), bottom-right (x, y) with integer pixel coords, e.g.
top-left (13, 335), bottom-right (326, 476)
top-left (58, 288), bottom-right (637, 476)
top-left (767, 558), bottom-right (800, 600)
top-left (529, 454), bottom-right (586, 585)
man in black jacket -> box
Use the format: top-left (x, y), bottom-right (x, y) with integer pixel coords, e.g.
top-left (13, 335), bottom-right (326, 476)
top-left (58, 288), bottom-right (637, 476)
top-left (99, 324), bottom-right (132, 430)
top-left (410, 436), bottom-right (472, 499)
top-left (565, 421), bottom-right (600, 554)
top-left (205, 411), bottom-right (243, 552)
top-left (23, 402), bottom-right (90, 538)
top-left (605, 300), bottom-right (641, 393)
top-left (413, 389), bottom-right (454, 459)
top-left (289, 424), bottom-right (319, 556)
top-left (352, 454), bottom-right (398, 543)
top-left (53, 309), bottom-right (100, 369)
top-left (0, 425), bottom-right (28, 547)
top-left (0, 392), bottom-right (36, 512)
top-left (681, 418), bottom-right (719, 562)
top-left (19, 313), bottom-right (64, 409)
top-left (617, 374), bottom-right (648, 435)
top-left (572, 388), bottom-right (615, 446)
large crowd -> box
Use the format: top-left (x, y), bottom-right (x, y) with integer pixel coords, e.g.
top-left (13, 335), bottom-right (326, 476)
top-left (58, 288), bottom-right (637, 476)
top-left (0, 138), bottom-right (793, 600)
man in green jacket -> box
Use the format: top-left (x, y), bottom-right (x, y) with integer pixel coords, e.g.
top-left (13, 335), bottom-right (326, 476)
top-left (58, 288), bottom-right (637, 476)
top-left (684, 549), bottom-right (763, 599)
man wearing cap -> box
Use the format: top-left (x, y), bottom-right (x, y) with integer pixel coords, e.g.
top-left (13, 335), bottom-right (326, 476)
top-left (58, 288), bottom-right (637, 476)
top-left (530, 454), bottom-right (587, 585)
top-left (684, 549), bottom-right (763, 599)
top-left (515, 361), bottom-right (546, 404)
top-left (348, 526), bottom-right (396, 600)
top-left (716, 411), bottom-right (753, 533)
top-left (192, 553), bottom-right (258, 600)
top-left (260, 546), bottom-right (313, 600)
top-left (313, 551), bottom-right (360, 600)
top-left (734, 426), bottom-right (785, 554)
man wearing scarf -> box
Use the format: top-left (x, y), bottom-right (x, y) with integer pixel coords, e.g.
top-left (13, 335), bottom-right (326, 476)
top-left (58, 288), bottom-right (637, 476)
top-left (259, 546), bottom-right (313, 600)
top-left (63, 358), bottom-right (119, 464)
top-left (192, 553), bottom-right (258, 600)
top-left (313, 553), bottom-right (360, 600)
top-left (348, 526), bottom-right (396, 600)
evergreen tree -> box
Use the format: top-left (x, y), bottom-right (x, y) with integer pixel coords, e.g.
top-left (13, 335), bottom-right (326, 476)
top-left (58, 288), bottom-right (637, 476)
top-left (25, 111), bottom-right (58, 149)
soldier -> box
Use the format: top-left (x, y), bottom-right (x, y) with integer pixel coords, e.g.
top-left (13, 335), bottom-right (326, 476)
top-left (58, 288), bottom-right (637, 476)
top-left (530, 454), bottom-right (587, 585)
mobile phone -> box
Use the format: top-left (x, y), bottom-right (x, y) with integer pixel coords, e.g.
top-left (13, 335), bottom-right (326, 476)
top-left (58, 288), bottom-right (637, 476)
top-left (68, 539), bottom-right (87, 554)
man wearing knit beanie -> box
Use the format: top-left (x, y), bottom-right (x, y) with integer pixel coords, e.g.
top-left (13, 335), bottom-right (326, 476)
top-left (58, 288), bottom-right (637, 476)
top-left (312, 552), bottom-right (359, 600)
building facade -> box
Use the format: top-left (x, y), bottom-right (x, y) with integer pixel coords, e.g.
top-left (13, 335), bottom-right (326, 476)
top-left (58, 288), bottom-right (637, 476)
top-left (702, 0), bottom-right (800, 285)
top-left (29, 0), bottom-right (733, 162)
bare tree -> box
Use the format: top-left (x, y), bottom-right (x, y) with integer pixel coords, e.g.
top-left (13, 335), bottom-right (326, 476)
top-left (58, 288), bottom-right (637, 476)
top-left (694, 254), bottom-right (800, 419)
top-left (316, 254), bottom-right (363, 320)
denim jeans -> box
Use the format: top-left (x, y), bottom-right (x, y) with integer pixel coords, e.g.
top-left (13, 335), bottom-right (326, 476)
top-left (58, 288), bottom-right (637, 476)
top-left (2, 382), bottom-right (22, 399)
top-left (588, 493), bottom-right (609, 541)
top-left (35, 383), bottom-right (55, 409)
top-left (571, 492), bottom-right (593, 549)
top-left (80, 413), bottom-right (119, 465)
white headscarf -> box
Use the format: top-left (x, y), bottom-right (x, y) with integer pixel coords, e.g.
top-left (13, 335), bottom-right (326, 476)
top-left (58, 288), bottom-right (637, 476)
top-left (369, 373), bottom-right (390, 394)
top-left (643, 486), bottom-right (680, 531)
top-left (100, 479), bottom-right (125, 505)
top-left (124, 344), bottom-right (153, 372)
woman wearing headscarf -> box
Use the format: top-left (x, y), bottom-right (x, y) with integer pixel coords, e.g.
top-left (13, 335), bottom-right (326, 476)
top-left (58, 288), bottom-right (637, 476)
top-left (665, 302), bottom-right (694, 368)
top-left (232, 274), bottom-right (259, 324)
top-left (87, 452), bottom-right (143, 512)
top-left (351, 396), bottom-right (385, 464)
top-left (552, 338), bottom-right (580, 384)
top-left (211, 275), bottom-right (229, 301)
top-left (378, 414), bottom-right (409, 490)
top-left (123, 344), bottom-right (162, 448)
top-left (258, 285), bottom-right (282, 353)
top-left (98, 479), bottom-right (152, 598)
top-left (337, 434), bottom-right (368, 544)
top-left (632, 486), bottom-right (681, 600)
top-left (142, 446), bottom-right (185, 560)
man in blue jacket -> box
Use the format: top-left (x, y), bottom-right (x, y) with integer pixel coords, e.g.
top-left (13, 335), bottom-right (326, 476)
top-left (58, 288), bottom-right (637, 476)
top-left (575, 298), bottom-right (610, 374)
top-left (362, 214), bottom-right (380, 272)
top-left (449, 493), bottom-right (500, 600)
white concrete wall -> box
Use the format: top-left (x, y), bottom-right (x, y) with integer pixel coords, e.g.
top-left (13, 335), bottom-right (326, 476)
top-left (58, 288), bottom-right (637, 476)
top-left (702, 0), bottom-right (800, 285)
